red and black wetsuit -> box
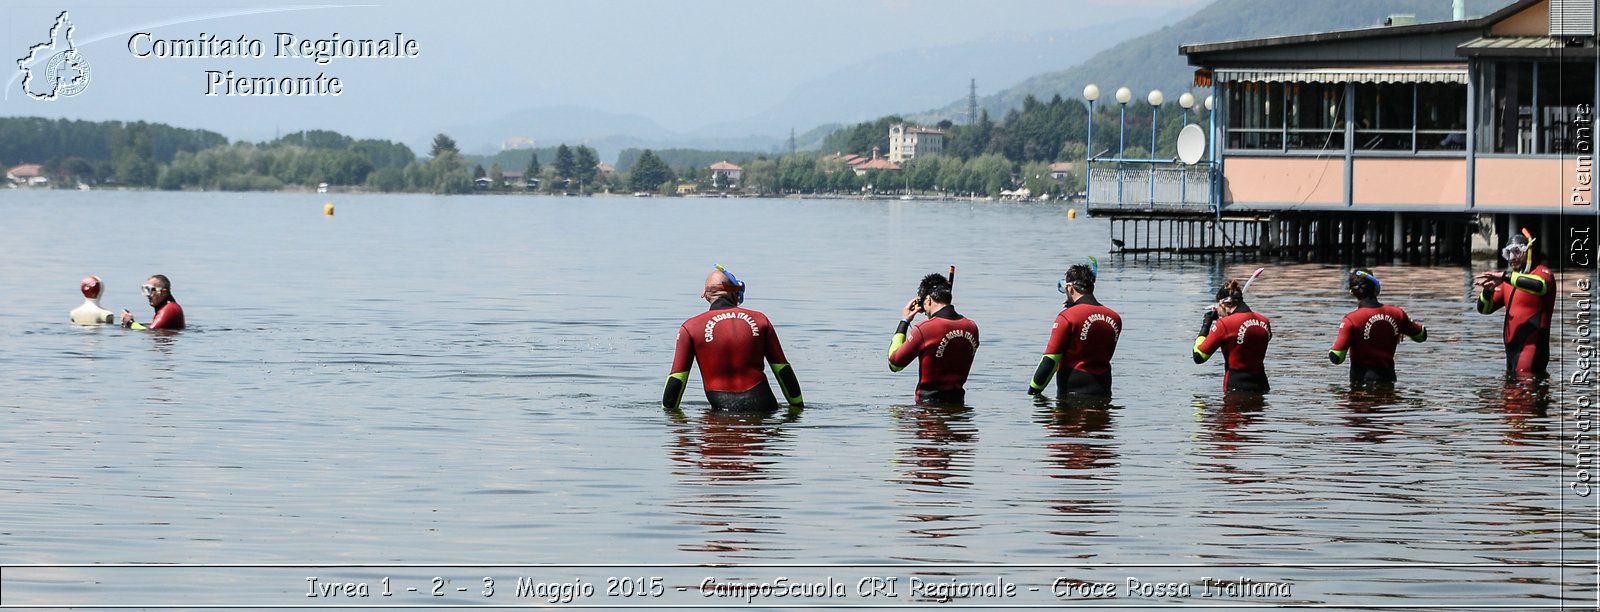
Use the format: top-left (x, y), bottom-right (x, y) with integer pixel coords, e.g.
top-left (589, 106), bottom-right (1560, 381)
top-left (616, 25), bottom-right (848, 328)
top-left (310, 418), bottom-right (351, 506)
top-left (1193, 308), bottom-right (1272, 392)
top-left (1329, 298), bottom-right (1426, 383)
top-left (664, 298), bottom-right (802, 411)
top-left (1029, 294), bottom-right (1120, 396)
top-left (888, 305), bottom-right (979, 404)
top-left (1477, 265), bottom-right (1555, 376)
top-left (147, 298), bottom-right (185, 330)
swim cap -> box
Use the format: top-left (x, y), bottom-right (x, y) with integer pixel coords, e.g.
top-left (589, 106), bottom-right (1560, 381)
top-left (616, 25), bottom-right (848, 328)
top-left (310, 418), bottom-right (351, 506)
top-left (80, 275), bottom-right (102, 299)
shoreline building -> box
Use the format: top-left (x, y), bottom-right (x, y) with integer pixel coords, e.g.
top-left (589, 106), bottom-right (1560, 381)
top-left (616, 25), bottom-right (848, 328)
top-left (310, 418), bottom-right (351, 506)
top-left (6, 164), bottom-right (47, 186)
top-left (888, 124), bottom-right (944, 164)
top-left (1100, 0), bottom-right (1599, 260)
top-left (709, 160), bottom-right (743, 187)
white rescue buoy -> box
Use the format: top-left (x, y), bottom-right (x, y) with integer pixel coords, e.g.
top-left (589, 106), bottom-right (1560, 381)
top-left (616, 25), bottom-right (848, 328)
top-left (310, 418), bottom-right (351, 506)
top-left (70, 275), bottom-right (115, 325)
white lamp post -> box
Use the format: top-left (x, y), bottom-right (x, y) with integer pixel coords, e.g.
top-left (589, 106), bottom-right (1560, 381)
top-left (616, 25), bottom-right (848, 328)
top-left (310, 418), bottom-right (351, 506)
top-left (1148, 89), bottom-right (1164, 157)
top-left (1084, 84), bottom-right (1099, 204)
top-left (1148, 89), bottom-right (1164, 205)
top-left (1179, 92), bottom-right (1196, 206)
top-left (1115, 86), bottom-right (1131, 204)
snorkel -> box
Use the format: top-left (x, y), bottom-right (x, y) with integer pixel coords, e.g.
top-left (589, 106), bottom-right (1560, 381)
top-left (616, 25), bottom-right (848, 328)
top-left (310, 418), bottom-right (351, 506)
top-left (1349, 269), bottom-right (1381, 300)
top-left (713, 263), bottom-right (746, 305)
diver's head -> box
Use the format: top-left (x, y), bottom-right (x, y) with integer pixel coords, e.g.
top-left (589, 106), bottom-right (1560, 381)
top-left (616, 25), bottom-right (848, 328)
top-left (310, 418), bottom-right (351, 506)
top-left (702, 265), bottom-right (746, 305)
top-left (1059, 264), bottom-right (1096, 299)
top-left (916, 273), bottom-right (953, 311)
top-left (142, 274), bottom-right (172, 307)
top-left (1348, 269), bottom-right (1380, 300)
top-left (1502, 233), bottom-right (1533, 273)
top-left (1215, 278), bottom-right (1245, 313)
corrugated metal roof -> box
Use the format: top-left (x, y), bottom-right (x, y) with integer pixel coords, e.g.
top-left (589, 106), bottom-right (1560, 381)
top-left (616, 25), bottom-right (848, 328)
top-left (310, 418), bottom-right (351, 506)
top-left (1214, 65), bottom-right (1467, 85)
top-left (1458, 36), bottom-right (1565, 50)
top-left (1182, 0), bottom-right (1542, 62)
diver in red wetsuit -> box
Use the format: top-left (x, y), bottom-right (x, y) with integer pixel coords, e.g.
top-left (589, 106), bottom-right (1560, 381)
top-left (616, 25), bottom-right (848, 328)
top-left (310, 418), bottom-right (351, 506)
top-left (1329, 270), bottom-right (1426, 384)
top-left (1475, 232), bottom-right (1554, 377)
top-left (663, 265), bottom-right (803, 411)
top-left (1029, 262), bottom-right (1120, 396)
top-left (120, 274), bottom-right (185, 330)
top-left (888, 272), bottom-right (979, 404)
top-left (1193, 278), bottom-right (1272, 393)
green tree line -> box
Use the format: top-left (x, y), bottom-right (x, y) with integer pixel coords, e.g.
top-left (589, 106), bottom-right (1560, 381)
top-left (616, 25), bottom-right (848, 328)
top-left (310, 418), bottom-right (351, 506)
top-left (821, 93), bottom-right (1206, 165)
top-left (160, 131), bottom-right (420, 192)
top-left (0, 117), bottom-right (228, 186)
top-left (613, 148), bottom-right (762, 174)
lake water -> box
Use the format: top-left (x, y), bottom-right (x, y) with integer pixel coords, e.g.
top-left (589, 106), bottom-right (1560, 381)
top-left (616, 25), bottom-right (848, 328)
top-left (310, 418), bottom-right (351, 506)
top-left (0, 190), bottom-right (1593, 609)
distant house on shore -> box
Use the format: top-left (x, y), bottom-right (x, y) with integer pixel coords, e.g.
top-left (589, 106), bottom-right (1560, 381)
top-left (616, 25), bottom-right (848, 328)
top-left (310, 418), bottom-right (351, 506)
top-left (888, 124), bottom-right (944, 163)
top-left (1049, 161), bottom-right (1076, 183)
top-left (709, 160), bottom-right (742, 186)
top-left (6, 163), bottom-right (47, 186)
top-left (676, 183), bottom-right (699, 195)
top-left (821, 153), bottom-right (867, 172)
top-left (473, 176), bottom-right (493, 190)
top-left (852, 147), bottom-right (901, 176)
top-left (502, 171), bottom-right (525, 188)
top-left (596, 162), bottom-right (615, 175)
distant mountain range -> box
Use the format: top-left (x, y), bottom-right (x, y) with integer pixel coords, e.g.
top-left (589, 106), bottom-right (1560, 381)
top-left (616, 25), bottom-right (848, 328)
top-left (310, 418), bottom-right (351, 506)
top-left (432, 12), bottom-right (1188, 161)
top-left (687, 16), bottom-right (1176, 139)
top-left (911, 0), bottom-right (1514, 123)
top-left (430, 0), bottom-right (1518, 163)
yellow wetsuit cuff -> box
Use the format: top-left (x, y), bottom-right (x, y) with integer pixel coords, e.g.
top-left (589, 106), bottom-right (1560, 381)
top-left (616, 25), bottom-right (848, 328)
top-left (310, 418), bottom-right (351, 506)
top-left (888, 332), bottom-right (908, 372)
top-left (1029, 354), bottom-right (1062, 392)
top-left (1192, 335), bottom-right (1211, 363)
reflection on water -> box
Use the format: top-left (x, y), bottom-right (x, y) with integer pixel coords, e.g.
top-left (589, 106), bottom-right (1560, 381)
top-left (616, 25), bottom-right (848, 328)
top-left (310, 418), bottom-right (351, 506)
top-left (889, 404), bottom-right (976, 490)
top-left (1479, 375), bottom-right (1552, 446)
top-left (1035, 395), bottom-right (1118, 476)
top-left (1333, 386), bottom-right (1416, 445)
top-left (888, 404), bottom-right (979, 555)
top-left (1192, 393), bottom-right (1268, 448)
top-left (1033, 395), bottom-right (1119, 552)
top-left (665, 407), bottom-right (800, 557)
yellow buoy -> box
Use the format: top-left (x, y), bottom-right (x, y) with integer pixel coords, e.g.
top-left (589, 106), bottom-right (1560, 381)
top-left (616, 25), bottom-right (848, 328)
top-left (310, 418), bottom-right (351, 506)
top-left (1067, 208), bottom-right (1077, 219)
top-left (323, 202), bottom-right (335, 216)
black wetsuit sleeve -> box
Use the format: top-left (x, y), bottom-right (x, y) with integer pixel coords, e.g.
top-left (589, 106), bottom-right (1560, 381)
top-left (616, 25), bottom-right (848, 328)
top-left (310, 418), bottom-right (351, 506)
top-left (773, 363), bottom-right (803, 406)
top-left (1510, 271), bottom-right (1549, 295)
top-left (1028, 354), bottom-right (1062, 395)
top-left (662, 372), bottom-right (689, 411)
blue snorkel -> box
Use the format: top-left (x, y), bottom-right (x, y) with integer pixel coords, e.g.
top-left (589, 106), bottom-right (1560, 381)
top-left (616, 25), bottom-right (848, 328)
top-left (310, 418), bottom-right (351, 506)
top-left (713, 263), bottom-right (746, 305)
top-left (1351, 269), bottom-right (1381, 296)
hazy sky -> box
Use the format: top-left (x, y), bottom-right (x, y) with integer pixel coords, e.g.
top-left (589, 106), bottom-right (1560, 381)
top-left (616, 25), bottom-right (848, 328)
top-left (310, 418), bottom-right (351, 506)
top-left (3, 0), bottom-right (1205, 146)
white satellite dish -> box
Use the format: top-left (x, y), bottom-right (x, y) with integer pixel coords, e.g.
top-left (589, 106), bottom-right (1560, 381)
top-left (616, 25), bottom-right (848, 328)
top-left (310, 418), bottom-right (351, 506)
top-left (1177, 123), bottom-right (1206, 165)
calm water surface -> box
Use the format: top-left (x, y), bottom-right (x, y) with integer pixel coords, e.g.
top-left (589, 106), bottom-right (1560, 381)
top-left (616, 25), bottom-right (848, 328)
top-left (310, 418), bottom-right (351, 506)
top-left (0, 190), bottom-right (1592, 609)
